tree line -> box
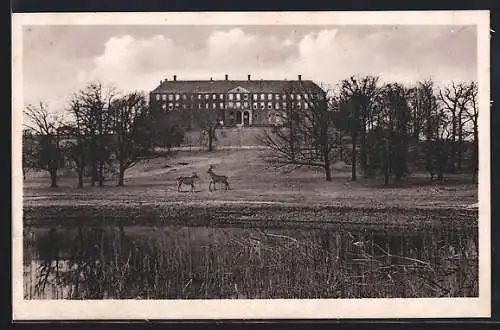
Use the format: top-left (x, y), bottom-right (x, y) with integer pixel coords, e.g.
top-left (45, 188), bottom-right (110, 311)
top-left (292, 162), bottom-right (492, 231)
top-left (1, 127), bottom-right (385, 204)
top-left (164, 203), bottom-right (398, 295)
top-left (23, 77), bottom-right (479, 188)
top-left (261, 76), bottom-right (479, 185)
top-left (23, 82), bottom-right (183, 187)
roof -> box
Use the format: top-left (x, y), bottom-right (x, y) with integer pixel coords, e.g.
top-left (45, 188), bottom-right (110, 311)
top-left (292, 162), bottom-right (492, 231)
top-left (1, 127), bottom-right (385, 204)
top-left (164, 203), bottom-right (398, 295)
top-left (151, 79), bottom-right (325, 94)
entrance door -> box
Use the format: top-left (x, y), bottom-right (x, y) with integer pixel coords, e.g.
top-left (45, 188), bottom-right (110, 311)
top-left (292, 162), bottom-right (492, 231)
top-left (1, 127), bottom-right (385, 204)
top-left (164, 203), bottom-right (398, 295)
top-left (235, 111), bottom-right (242, 125)
top-left (243, 111), bottom-right (250, 126)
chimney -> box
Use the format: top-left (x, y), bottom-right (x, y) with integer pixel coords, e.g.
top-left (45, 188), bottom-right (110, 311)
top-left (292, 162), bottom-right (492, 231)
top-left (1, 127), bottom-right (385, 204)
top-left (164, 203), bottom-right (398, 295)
top-left (298, 74), bottom-right (302, 81)
top-left (173, 75), bottom-right (177, 81)
top-left (248, 74), bottom-right (251, 81)
top-left (225, 74), bottom-right (228, 81)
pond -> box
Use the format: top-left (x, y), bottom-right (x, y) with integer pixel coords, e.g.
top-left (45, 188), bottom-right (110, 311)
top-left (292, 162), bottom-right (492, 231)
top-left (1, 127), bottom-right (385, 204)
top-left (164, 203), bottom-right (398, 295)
top-left (23, 224), bottom-right (478, 299)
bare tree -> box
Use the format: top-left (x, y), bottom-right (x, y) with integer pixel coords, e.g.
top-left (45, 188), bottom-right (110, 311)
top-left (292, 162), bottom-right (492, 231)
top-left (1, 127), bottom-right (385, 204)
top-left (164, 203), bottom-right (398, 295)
top-left (377, 83), bottom-right (412, 184)
top-left (71, 82), bottom-right (118, 187)
top-left (199, 108), bottom-right (224, 152)
top-left (465, 81), bottom-right (478, 183)
top-left (109, 92), bottom-right (152, 186)
top-left (408, 79), bottom-right (444, 180)
top-left (339, 75), bottom-right (380, 181)
top-left (439, 82), bottom-right (472, 172)
top-left (23, 102), bottom-right (63, 187)
top-left (22, 129), bottom-right (37, 180)
top-left (62, 99), bottom-right (89, 188)
top-left (260, 86), bottom-right (336, 181)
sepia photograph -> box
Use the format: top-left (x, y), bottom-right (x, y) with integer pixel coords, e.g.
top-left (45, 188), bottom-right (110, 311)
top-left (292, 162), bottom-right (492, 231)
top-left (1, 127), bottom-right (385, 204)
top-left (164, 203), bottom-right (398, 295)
top-left (12, 11), bottom-right (490, 319)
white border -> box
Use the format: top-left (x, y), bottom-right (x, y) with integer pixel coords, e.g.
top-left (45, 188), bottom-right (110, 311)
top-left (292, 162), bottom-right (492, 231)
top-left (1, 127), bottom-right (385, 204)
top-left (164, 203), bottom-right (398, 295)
top-left (12, 11), bottom-right (491, 320)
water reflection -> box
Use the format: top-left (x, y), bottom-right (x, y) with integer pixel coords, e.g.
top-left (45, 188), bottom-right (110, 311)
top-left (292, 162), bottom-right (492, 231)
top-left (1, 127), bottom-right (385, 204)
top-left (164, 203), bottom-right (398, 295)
top-left (23, 225), bottom-right (478, 299)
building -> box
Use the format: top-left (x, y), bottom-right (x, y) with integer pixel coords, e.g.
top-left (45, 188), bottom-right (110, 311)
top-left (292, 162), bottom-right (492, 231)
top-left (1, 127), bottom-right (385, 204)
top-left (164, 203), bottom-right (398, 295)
top-left (149, 74), bottom-right (326, 130)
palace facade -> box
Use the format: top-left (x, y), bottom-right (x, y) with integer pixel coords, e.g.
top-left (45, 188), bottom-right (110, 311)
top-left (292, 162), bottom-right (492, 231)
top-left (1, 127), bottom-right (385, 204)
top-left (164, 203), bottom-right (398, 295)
top-left (149, 74), bottom-right (326, 130)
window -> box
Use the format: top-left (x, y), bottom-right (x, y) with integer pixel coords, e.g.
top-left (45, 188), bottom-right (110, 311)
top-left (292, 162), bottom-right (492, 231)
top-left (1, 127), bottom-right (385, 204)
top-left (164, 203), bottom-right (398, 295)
top-left (198, 94), bottom-right (202, 99)
top-left (304, 94), bottom-right (309, 100)
top-left (205, 103), bottom-right (209, 109)
top-left (205, 94), bottom-right (210, 100)
top-left (296, 102), bottom-right (301, 109)
top-left (275, 94), bottom-right (280, 100)
top-left (162, 94), bottom-right (167, 101)
top-left (253, 94), bottom-right (258, 101)
top-left (297, 94), bottom-right (301, 100)
top-left (175, 102), bottom-right (180, 109)
top-left (182, 94), bottom-right (187, 100)
top-left (267, 102), bottom-right (273, 109)
top-left (228, 102), bottom-right (233, 107)
top-left (268, 93), bottom-right (272, 100)
top-left (253, 103), bottom-right (258, 110)
top-left (236, 94), bottom-right (241, 101)
top-left (168, 103), bottom-right (173, 110)
top-left (212, 94), bottom-right (217, 100)
top-left (304, 103), bottom-right (309, 109)
top-left (220, 94), bottom-right (224, 99)
top-left (175, 94), bottom-right (180, 101)
top-left (156, 94), bottom-right (160, 101)
top-left (282, 102), bottom-right (286, 108)
top-left (290, 94), bottom-right (295, 100)
top-left (213, 103), bottom-right (217, 109)
top-left (275, 103), bottom-right (280, 109)
top-left (282, 94), bottom-right (287, 100)
top-left (260, 102), bottom-right (265, 109)
top-left (260, 93), bottom-right (265, 100)
top-left (220, 102), bottom-right (224, 108)
top-left (183, 104), bottom-right (187, 109)
top-left (229, 94), bottom-right (234, 100)
top-left (168, 94), bottom-right (173, 101)
top-left (236, 102), bottom-right (241, 108)
top-left (243, 101), bottom-right (248, 108)
top-left (243, 94), bottom-right (249, 100)
top-left (162, 104), bottom-right (166, 110)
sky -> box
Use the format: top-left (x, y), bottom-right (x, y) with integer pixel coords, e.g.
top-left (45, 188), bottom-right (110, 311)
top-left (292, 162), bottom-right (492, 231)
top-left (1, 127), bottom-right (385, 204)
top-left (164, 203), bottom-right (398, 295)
top-left (22, 25), bottom-right (477, 115)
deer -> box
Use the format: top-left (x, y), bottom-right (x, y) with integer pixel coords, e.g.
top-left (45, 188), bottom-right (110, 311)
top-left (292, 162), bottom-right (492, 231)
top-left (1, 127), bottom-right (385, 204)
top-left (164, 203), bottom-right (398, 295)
top-left (207, 165), bottom-right (231, 191)
top-left (177, 172), bottom-right (199, 192)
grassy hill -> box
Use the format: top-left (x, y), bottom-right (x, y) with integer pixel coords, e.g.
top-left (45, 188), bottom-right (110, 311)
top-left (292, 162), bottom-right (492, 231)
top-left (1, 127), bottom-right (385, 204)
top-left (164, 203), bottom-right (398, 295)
top-left (24, 149), bottom-right (478, 209)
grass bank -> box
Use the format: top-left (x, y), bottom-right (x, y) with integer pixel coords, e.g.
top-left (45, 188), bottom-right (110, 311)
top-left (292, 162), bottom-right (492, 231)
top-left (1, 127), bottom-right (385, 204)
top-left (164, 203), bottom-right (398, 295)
top-left (23, 201), bottom-right (478, 232)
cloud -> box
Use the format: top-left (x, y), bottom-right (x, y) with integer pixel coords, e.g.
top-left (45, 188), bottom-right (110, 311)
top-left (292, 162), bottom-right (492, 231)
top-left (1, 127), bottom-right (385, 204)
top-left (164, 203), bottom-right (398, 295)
top-left (24, 26), bottom-right (477, 114)
top-left (80, 28), bottom-right (300, 93)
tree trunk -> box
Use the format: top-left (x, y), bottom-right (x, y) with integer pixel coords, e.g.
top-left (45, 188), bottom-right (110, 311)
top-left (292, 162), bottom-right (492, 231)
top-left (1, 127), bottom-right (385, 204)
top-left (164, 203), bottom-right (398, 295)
top-left (77, 170), bottom-right (83, 188)
top-left (208, 131), bottom-right (213, 152)
top-left (77, 154), bottom-right (84, 188)
top-left (351, 136), bottom-right (357, 181)
top-left (384, 170), bottom-right (390, 186)
top-left (49, 168), bottom-right (58, 188)
top-left (360, 116), bottom-right (367, 176)
top-left (457, 109), bottom-right (464, 171)
top-left (117, 165), bottom-right (125, 186)
top-left (91, 163), bottom-right (97, 187)
top-left (99, 161), bottom-right (104, 187)
top-left (324, 157), bottom-right (332, 181)
top-left (472, 126), bottom-right (478, 183)
top-left (450, 110), bottom-right (457, 174)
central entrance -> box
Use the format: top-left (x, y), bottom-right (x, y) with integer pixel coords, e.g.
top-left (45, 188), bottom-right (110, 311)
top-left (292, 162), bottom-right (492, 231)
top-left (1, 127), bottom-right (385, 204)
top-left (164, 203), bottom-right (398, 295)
top-left (243, 111), bottom-right (250, 126)
top-left (235, 110), bottom-right (252, 126)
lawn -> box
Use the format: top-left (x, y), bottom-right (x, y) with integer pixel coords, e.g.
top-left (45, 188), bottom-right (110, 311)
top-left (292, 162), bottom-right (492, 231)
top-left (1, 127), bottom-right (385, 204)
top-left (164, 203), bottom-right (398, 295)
top-left (23, 149), bottom-right (478, 208)
top-left (22, 149), bottom-right (478, 229)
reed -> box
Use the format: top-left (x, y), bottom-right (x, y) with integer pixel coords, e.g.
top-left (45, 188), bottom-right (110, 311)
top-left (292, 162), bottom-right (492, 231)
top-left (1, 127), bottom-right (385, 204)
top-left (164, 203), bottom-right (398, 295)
top-left (23, 224), bottom-right (478, 299)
